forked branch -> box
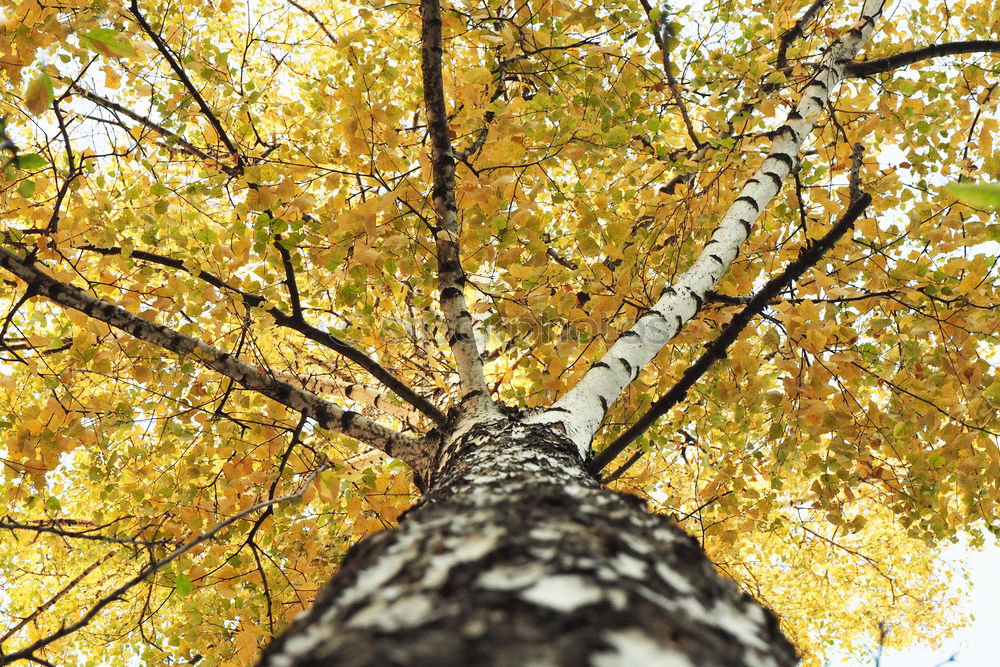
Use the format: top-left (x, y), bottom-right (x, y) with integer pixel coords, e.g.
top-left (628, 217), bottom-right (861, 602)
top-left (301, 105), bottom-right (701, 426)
top-left (73, 244), bottom-right (445, 425)
top-left (593, 189), bottom-right (873, 478)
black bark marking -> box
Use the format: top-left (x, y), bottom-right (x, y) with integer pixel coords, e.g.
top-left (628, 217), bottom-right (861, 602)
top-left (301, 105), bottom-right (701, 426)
top-left (735, 196), bottom-right (760, 212)
top-left (769, 153), bottom-right (794, 170)
top-left (593, 361), bottom-right (611, 370)
top-left (686, 288), bottom-right (704, 310)
top-left (598, 395), bottom-right (609, 413)
top-left (762, 171), bottom-right (783, 188)
top-left (617, 357), bottom-right (633, 377)
top-left (777, 124), bottom-right (801, 142)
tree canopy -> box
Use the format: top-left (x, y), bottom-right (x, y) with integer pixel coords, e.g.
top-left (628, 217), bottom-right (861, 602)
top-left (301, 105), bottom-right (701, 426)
top-left (0, 0), bottom-right (998, 664)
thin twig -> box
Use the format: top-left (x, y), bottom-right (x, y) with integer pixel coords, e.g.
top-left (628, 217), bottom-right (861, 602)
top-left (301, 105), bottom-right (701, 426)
top-left (0, 465), bottom-right (331, 666)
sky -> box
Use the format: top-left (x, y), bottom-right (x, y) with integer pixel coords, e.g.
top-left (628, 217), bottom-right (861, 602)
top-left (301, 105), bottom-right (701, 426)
top-left (836, 540), bottom-right (1000, 666)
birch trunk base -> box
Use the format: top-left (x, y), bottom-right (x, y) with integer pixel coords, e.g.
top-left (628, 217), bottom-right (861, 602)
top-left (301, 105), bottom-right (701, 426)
top-left (259, 419), bottom-right (797, 667)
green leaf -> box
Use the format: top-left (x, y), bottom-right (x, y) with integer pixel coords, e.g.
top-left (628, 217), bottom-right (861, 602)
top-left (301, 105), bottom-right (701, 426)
top-left (14, 154), bottom-right (47, 170)
top-left (81, 28), bottom-right (138, 58)
top-left (17, 179), bottom-right (36, 198)
top-left (944, 182), bottom-right (1000, 209)
top-left (175, 572), bottom-right (193, 597)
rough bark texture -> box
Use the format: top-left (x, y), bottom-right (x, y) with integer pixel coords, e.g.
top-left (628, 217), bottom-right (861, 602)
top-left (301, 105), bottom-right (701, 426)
top-left (258, 417), bottom-right (797, 666)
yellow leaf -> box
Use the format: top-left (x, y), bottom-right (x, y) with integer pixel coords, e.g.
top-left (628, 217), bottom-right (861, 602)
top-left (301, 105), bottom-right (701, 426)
top-left (24, 73), bottom-right (53, 116)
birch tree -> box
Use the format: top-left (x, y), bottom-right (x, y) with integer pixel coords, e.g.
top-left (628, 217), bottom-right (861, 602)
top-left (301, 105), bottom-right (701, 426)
top-left (1, 0), bottom-right (999, 664)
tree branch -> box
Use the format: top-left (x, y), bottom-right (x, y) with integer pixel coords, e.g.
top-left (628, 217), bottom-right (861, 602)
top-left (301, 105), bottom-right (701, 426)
top-left (0, 249), bottom-right (428, 463)
top-left (72, 244), bottom-right (446, 426)
top-left (274, 235), bottom-right (304, 319)
top-left (419, 0), bottom-right (494, 410)
top-left (847, 40), bottom-right (1000, 77)
top-left (637, 0), bottom-right (702, 148)
top-left (271, 370), bottom-right (422, 425)
top-left (776, 0), bottom-right (828, 70)
top-left (286, 0), bottom-right (339, 47)
top-left (590, 190), bottom-right (873, 477)
top-left (128, 0), bottom-right (244, 170)
top-left (0, 521), bottom-right (181, 548)
top-left (0, 553), bottom-right (115, 646)
top-left (65, 83), bottom-right (232, 172)
top-left (0, 465), bottom-right (330, 666)
top-left (528, 0), bottom-right (887, 455)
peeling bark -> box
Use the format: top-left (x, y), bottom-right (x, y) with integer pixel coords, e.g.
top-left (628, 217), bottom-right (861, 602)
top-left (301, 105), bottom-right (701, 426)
top-left (259, 417), bottom-right (797, 667)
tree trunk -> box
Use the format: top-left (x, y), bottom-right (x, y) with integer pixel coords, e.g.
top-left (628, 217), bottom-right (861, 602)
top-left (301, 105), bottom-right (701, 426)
top-left (258, 416), bottom-right (797, 666)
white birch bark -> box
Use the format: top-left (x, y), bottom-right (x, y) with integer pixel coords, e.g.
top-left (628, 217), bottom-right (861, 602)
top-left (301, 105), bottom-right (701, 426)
top-left (528, 0), bottom-right (887, 455)
top-left (259, 419), bottom-right (797, 667)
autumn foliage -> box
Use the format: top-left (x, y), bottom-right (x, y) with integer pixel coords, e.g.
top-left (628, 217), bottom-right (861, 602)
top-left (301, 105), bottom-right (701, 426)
top-left (0, 0), bottom-right (998, 664)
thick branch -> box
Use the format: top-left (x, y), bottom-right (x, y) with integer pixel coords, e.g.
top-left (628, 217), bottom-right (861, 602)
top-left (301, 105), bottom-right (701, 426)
top-left (271, 370), bottom-right (422, 425)
top-left (847, 40), bottom-right (1000, 77)
top-left (0, 249), bottom-right (427, 462)
top-left (419, 0), bottom-right (493, 408)
top-left (73, 244), bottom-right (446, 426)
top-left (590, 191), bottom-right (873, 477)
top-left (776, 0), bottom-right (828, 70)
top-left (528, 0), bottom-right (886, 454)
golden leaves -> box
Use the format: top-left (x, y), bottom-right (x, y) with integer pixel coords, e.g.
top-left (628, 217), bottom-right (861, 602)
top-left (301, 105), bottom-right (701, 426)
top-left (23, 72), bottom-right (53, 115)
